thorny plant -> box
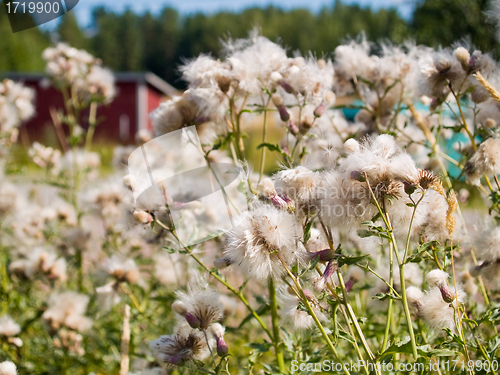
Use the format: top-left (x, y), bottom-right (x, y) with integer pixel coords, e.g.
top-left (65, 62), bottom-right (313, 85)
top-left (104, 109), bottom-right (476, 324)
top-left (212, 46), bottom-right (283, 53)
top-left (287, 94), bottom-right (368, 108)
top-left (3, 29), bottom-right (500, 375)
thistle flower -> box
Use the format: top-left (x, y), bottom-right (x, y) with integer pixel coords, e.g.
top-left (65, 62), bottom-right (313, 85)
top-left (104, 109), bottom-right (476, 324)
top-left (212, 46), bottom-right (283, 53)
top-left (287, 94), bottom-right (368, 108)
top-left (418, 286), bottom-right (466, 332)
top-left (0, 79), bottom-right (35, 133)
top-left (149, 328), bottom-right (211, 366)
top-left (0, 183), bottom-right (18, 217)
top-left (54, 328), bottom-right (85, 356)
top-left (9, 247), bottom-right (67, 282)
top-left (465, 137), bottom-right (500, 185)
top-left (258, 178), bottom-right (294, 212)
top-left (0, 316), bottom-right (20, 337)
top-left (42, 291), bottom-right (92, 333)
top-left (210, 323), bottom-right (228, 356)
top-left (223, 205), bottom-right (304, 281)
top-left (103, 255), bottom-right (140, 285)
top-left (133, 210), bottom-right (153, 224)
top-left (471, 226), bottom-right (500, 286)
top-left (0, 361), bottom-right (17, 375)
top-left (173, 281), bottom-right (223, 330)
top-left (43, 43), bottom-right (115, 103)
top-left (274, 166), bottom-right (320, 213)
top-left (29, 142), bottom-right (61, 173)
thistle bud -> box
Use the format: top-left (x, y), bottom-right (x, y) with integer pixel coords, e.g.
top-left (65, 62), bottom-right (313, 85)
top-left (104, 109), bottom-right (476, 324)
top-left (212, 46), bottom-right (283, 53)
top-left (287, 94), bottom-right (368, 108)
top-left (271, 93), bottom-right (283, 107)
top-left (454, 47), bottom-right (471, 71)
top-left (217, 76), bottom-right (232, 93)
top-left (259, 178), bottom-right (276, 198)
top-left (270, 71), bottom-right (283, 82)
top-left (344, 139), bottom-right (360, 154)
top-left (210, 323), bottom-right (228, 357)
top-left (308, 248), bottom-right (336, 263)
top-left (325, 90), bottom-right (336, 105)
top-left (484, 118), bottom-right (497, 129)
top-left (350, 170), bottom-right (366, 182)
top-left (214, 257), bottom-right (232, 270)
top-left (133, 210), bottom-right (152, 224)
top-left (171, 301), bottom-right (201, 328)
top-left (280, 80), bottom-right (294, 94)
top-left (7, 337), bottom-right (23, 347)
top-left (166, 353), bottom-right (189, 366)
top-left (286, 121), bottom-right (299, 135)
top-left (314, 103), bottom-right (326, 118)
top-left (403, 180), bottom-right (417, 195)
top-left (278, 106), bottom-right (290, 122)
top-left (184, 312), bottom-right (201, 329)
top-left (439, 284), bottom-right (456, 303)
top-left (123, 174), bottom-right (136, 190)
top-left (172, 301), bottom-right (188, 315)
top-left (313, 259), bottom-right (338, 292)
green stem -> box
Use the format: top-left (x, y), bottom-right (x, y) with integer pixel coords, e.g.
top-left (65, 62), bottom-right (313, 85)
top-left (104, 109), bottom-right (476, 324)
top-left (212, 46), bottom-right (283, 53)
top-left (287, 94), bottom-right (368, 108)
top-left (278, 256), bottom-right (350, 375)
top-left (85, 101), bottom-right (97, 154)
top-left (337, 271), bottom-right (377, 363)
top-left (258, 97), bottom-right (271, 182)
top-left (269, 278), bottom-right (286, 373)
top-left (365, 177), bottom-right (419, 359)
top-left (380, 241), bottom-right (394, 353)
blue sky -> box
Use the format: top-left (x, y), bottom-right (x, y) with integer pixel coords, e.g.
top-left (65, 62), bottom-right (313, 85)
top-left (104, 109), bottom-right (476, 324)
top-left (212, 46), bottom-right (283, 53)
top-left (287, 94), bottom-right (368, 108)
top-left (47, 0), bottom-right (414, 28)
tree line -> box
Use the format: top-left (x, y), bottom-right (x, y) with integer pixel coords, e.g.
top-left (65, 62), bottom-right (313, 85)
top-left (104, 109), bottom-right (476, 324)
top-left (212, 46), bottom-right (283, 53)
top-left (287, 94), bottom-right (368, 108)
top-left (1, 0), bottom-right (499, 88)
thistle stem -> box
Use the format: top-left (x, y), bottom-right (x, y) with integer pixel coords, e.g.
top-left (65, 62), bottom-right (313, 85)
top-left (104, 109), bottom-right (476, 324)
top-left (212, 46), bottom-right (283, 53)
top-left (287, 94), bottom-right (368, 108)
top-left (268, 277), bottom-right (286, 373)
top-left (380, 241), bottom-right (394, 352)
top-left (277, 255), bottom-right (350, 375)
top-left (258, 96), bottom-right (271, 182)
top-left (365, 176), bottom-right (419, 359)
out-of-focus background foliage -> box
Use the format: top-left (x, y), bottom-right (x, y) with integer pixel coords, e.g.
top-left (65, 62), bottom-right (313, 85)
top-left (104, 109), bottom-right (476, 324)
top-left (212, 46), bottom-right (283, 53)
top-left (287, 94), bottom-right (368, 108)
top-left (1, 0), bottom-right (499, 90)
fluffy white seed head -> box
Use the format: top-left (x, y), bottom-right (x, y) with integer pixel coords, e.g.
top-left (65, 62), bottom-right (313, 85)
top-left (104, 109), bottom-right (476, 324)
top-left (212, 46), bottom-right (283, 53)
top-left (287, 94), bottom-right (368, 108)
top-left (259, 178), bottom-right (276, 198)
top-left (426, 269), bottom-right (449, 288)
top-left (223, 205), bottom-right (304, 281)
top-left (0, 316), bottom-right (20, 337)
top-left (0, 361), bottom-right (17, 375)
top-left (454, 47), bottom-right (471, 70)
top-left (344, 138), bottom-right (360, 154)
top-left (406, 286), bottom-right (424, 308)
top-left (210, 323), bottom-right (225, 339)
top-left (172, 301), bottom-right (188, 316)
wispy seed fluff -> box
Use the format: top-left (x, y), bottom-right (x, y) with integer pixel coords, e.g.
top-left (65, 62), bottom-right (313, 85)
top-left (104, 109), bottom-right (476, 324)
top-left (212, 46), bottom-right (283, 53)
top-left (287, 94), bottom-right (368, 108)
top-left (149, 326), bottom-right (212, 366)
top-left (274, 166), bottom-right (321, 214)
top-left (280, 288), bottom-right (327, 331)
top-left (172, 281), bottom-right (223, 330)
top-left (320, 135), bottom-right (449, 240)
top-left (42, 291), bottom-right (92, 333)
top-left (407, 270), bottom-right (466, 333)
top-left (471, 225), bottom-right (500, 287)
top-left (0, 361), bottom-right (17, 375)
top-left (221, 205), bottom-right (305, 281)
top-left (0, 315), bottom-right (20, 337)
top-left (465, 137), bottom-right (500, 185)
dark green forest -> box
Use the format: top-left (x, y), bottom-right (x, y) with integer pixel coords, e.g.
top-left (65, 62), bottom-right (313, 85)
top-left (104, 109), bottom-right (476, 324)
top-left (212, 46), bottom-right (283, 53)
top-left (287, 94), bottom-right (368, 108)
top-left (1, 0), bottom-right (499, 88)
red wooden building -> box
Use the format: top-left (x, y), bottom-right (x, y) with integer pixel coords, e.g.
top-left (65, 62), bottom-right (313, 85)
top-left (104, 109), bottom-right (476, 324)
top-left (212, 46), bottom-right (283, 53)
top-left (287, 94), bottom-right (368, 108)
top-left (4, 72), bottom-right (179, 145)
